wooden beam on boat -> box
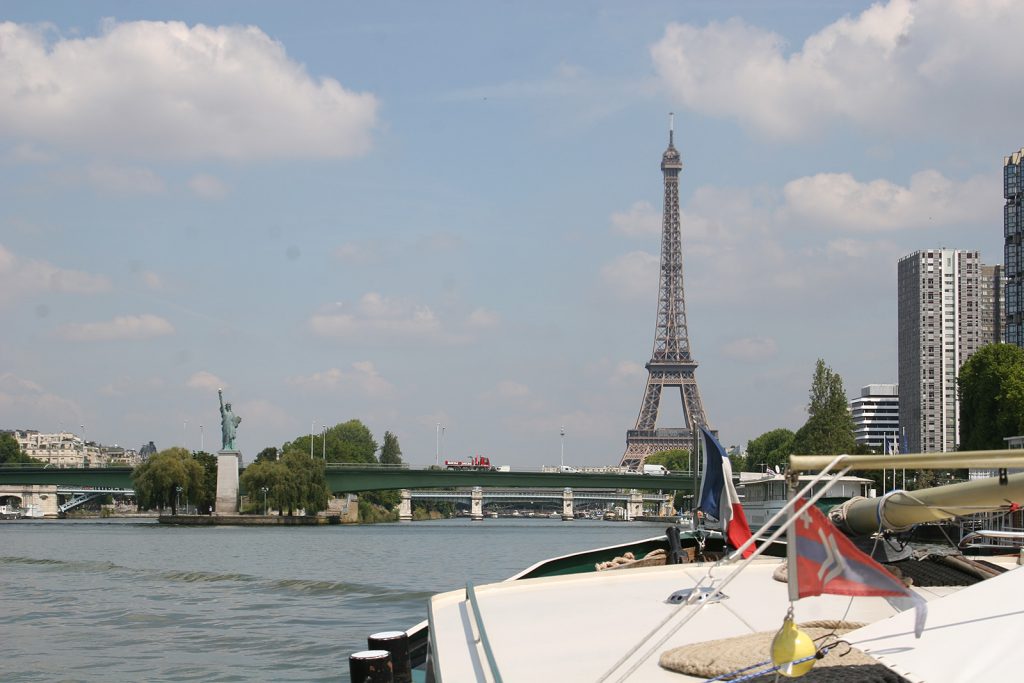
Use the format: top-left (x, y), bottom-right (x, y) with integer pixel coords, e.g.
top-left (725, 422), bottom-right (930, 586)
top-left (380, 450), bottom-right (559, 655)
top-left (789, 449), bottom-right (1024, 472)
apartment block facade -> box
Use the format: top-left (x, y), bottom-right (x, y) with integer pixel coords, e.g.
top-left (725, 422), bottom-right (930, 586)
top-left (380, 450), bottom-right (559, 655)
top-left (1006, 149), bottom-right (1024, 346)
top-left (897, 249), bottom-right (985, 453)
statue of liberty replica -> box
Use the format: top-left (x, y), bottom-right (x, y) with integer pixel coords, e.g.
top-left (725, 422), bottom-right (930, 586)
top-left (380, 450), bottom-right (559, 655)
top-left (215, 388), bottom-right (243, 515)
top-left (219, 388), bottom-right (242, 450)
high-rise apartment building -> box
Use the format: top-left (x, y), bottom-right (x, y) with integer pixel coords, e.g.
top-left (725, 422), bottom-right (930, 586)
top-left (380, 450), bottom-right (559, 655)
top-left (1005, 149), bottom-right (1024, 346)
top-left (850, 384), bottom-right (899, 452)
top-left (897, 249), bottom-right (984, 453)
top-left (980, 264), bottom-right (1004, 345)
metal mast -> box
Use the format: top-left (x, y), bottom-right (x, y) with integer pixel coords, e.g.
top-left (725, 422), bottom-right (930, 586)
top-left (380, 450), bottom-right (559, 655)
top-left (620, 114), bottom-right (709, 469)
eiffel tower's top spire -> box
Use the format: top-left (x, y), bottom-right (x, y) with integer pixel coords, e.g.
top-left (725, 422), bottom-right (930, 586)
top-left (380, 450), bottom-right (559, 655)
top-left (662, 112), bottom-right (682, 171)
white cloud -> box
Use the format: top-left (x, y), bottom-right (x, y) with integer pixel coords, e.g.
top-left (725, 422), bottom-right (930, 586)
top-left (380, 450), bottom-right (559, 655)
top-left (309, 293), bottom-right (460, 343)
top-left (651, 0), bottom-right (1024, 141)
top-left (599, 251), bottom-right (659, 301)
top-left (0, 372), bottom-right (81, 425)
top-left (466, 307), bottom-right (500, 328)
top-left (99, 375), bottom-right (166, 397)
top-left (141, 271), bottom-right (164, 290)
top-left (186, 371), bottom-right (224, 392)
top-left (288, 361), bottom-right (394, 398)
top-left (480, 380), bottom-right (531, 402)
top-left (0, 244), bottom-right (111, 304)
top-left (4, 142), bottom-right (53, 164)
top-left (187, 173), bottom-right (229, 199)
top-left (611, 200), bottom-right (661, 237)
top-left (721, 337), bottom-right (779, 362)
top-left (610, 360), bottom-right (645, 384)
top-left (0, 20), bottom-right (378, 160)
top-left (57, 314), bottom-right (174, 341)
top-left (86, 163), bottom-right (165, 194)
top-left (334, 242), bottom-right (377, 264)
top-left (782, 170), bottom-right (995, 232)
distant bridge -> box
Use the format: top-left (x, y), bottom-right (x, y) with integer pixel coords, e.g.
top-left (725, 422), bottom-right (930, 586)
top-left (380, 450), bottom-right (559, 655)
top-left (0, 465), bottom-right (696, 495)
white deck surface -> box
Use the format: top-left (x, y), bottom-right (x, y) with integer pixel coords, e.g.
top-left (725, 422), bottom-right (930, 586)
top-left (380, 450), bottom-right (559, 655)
top-left (847, 565), bottom-right (1024, 683)
top-left (429, 559), bottom-right (910, 682)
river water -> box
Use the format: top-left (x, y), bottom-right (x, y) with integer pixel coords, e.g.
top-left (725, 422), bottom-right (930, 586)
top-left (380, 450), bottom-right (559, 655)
top-left (1, 517), bottom-right (670, 682)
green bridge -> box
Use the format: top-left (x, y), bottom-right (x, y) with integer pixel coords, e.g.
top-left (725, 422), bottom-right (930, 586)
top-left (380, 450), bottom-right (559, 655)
top-left (0, 465), bottom-right (695, 494)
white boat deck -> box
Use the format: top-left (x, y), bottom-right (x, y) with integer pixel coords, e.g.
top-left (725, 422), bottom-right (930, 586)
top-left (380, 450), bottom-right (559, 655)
top-left (429, 558), bottom-right (947, 682)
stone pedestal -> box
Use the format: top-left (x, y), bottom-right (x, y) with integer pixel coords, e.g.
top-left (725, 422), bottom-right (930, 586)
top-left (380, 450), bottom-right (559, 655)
top-left (470, 486), bottom-right (483, 521)
top-left (561, 487), bottom-right (574, 521)
top-left (627, 490), bottom-right (643, 521)
top-left (398, 489), bottom-right (412, 522)
top-left (215, 450), bottom-right (242, 515)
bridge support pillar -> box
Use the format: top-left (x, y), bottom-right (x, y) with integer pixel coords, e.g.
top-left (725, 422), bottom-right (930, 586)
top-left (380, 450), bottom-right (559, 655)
top-left (659, 494), bottom-right (673, 517)
top-left (470, 486), bottom-right (483, 521)
top-left (562, 487), bottom-right (574, 521)
top-left (215, 450), bottom-right (242, 515)
top-left (398, 489), bottom-right (412, 522)
top-left (627, 490), bottom-right (643, 521)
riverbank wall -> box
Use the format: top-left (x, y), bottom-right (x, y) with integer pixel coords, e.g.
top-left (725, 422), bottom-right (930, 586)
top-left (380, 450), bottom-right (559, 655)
top-left (158, 514), bottom-right (342, 526)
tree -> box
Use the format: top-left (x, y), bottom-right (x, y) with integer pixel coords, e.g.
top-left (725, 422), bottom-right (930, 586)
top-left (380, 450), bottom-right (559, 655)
top-left (281, 419), bottom-right (378, 464)
top-left (646, 449), bottom-right (690, 473)
top-left (192, 451), bottom-right (217, 514)
top-left (241, 450), bottom-right (329, 516)
top-left (745, 428), bottom-right (796, 473)
top-left (0, 433), bottom-right (41, 465)
top-left (790, 359), bottom-right (856, 456)
top-left (959, 343), bottom-right (1024, 450)
top-left (131, 447), bottom-right (205, 515)
top-left (240, 458), bottom-right (290, 514)
top-left (379, 431), bottom-right (403, 465)
top-left (255, 447), bottom-right (279, 463)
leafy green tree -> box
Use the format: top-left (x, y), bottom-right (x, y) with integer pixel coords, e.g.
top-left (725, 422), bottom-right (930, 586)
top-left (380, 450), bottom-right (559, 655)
top-left (332, 420), bottom-right (378, 463)
top-left (282, 419), bottom-right (378, 464)
top-left (132, 447), bottom-right (205, 514)
top-left (959, 343), bottom-right (1024, 450)
top-left (0, 433), bottom-right (41, 464)
top-left (255, 447), bottom-right (279, 463)
top-left (281, 450), bottom-right (329, 515)
top-left (745, 428), bottom-right (796, 472)
top-left (240, 458), bottom-right (291, 514)
top-left (242, 450), bottom-right (329, 516)
top-left (379, 431), bottom-right (403, 465)
top-left (192, 451), bottom-right (217, 514)
top-left (791, 359), bottom-right (856, 456)
top-left (646, 449), bottom-right (690, 473)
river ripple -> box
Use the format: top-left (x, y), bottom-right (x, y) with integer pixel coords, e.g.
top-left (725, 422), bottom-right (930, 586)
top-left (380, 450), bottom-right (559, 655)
top-left (1, 517), bottom-right (670, 682)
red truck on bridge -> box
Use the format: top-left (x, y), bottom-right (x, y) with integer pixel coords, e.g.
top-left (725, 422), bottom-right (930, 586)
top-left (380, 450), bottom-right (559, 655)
top-left (444, 455), bottom-right (494, 471)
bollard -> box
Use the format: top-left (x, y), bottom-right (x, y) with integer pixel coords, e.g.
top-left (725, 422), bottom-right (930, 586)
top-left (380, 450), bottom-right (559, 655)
top-left (368, 631), bottom-right (412, 683)
top-left (349, 649), bottom-right (392, 683)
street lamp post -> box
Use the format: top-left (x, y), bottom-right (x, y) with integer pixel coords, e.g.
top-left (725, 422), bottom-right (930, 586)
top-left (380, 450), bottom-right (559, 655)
top-left (560, 426), bottom-right (565, 470)
top-left (261, 486), bottom-right (269, 516)
top-left (175, 486), bottom-right (183, 514)
top-left (322, 425), bottom-right (326, 461)
top-left (311, 421), bottom-right (314, 458)
top-left (435, 423), bottom-right (440, 467)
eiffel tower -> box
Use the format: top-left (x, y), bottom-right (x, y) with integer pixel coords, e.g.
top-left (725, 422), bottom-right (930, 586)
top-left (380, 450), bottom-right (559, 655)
top-left (620, 115), bottom-right (709, 469)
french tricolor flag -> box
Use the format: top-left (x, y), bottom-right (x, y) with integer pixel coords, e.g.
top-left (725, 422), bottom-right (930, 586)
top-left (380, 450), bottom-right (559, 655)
top-left (697, 425), bottom-right (754, 558)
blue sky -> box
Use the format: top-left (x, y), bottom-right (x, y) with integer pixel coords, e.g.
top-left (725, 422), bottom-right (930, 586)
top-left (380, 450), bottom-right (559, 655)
top-left (0, 1), bottom-right (1015, 466)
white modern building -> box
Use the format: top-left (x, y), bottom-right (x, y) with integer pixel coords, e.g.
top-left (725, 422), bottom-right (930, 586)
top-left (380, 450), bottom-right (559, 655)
top-left (897, 249), bottom-right (987, 454)
top-left (850, 384), bottom-right (899, 453)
